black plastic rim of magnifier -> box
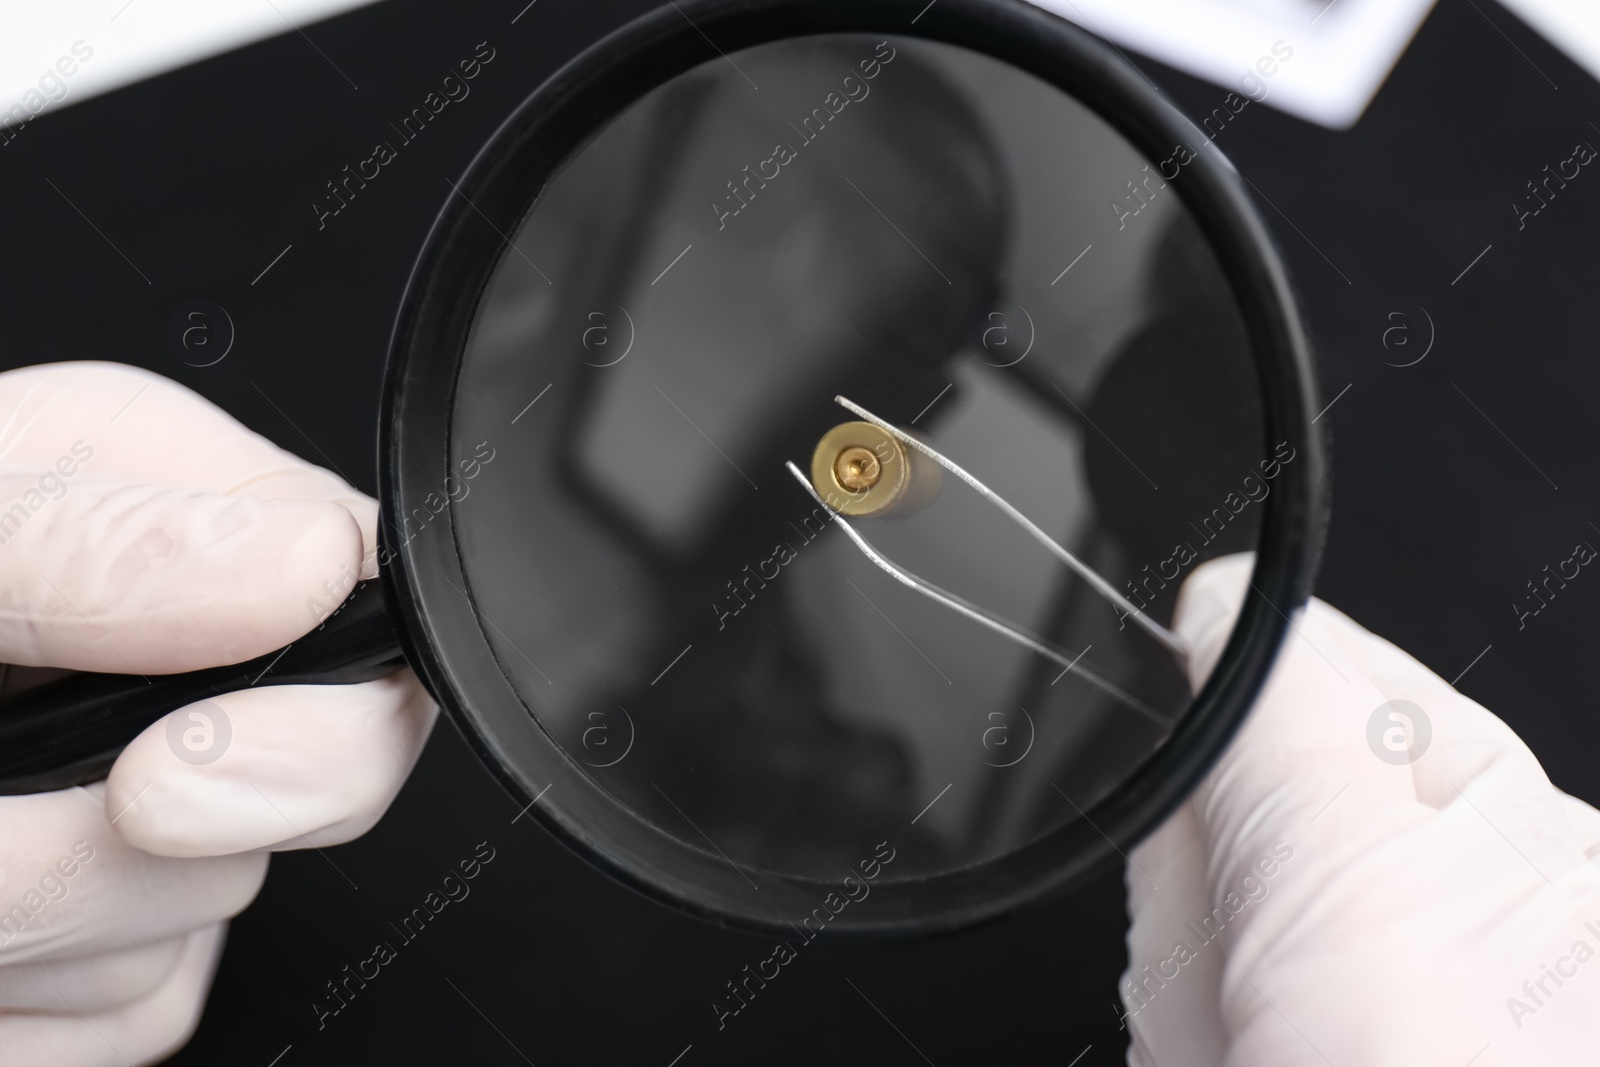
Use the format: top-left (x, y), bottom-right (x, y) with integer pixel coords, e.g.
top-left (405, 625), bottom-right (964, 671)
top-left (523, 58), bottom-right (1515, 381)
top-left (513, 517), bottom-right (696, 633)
top-left (380, 0), bottom-right (1328, 938)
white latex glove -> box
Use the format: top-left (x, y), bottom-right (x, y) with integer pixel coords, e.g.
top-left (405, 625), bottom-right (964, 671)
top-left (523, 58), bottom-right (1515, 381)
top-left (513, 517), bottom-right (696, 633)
top-left (1121, 554), bottom-right (1600, 1067)
top-left (0, 362), bottom-right (437, 1066)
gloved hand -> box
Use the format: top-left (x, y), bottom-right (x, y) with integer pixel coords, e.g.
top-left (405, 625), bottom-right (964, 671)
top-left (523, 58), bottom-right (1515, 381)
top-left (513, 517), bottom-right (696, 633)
top-left (0, 362), bottom-right (437, 1066)
top-left (1120, 554), bottom-right (1600, 1066)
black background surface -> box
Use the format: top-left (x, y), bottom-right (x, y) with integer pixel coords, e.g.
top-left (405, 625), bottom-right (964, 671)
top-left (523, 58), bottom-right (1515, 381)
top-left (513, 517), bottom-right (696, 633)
top-left (2, 0), bottom-right (1598, 1063)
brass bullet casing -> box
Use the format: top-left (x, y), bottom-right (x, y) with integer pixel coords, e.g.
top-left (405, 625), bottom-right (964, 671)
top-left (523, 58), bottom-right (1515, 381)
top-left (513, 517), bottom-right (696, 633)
top-left (810, 421), bottom-right (941, 517)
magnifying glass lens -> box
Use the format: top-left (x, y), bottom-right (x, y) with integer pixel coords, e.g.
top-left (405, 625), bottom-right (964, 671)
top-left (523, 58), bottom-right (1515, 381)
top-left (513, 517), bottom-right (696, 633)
top-left (447, 33), bottom-right (1268, 911)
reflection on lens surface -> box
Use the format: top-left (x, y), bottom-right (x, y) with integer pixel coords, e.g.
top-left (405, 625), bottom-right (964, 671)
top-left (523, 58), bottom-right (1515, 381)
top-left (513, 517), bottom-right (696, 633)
top-left (448, 35), bottom-right (1265, 887)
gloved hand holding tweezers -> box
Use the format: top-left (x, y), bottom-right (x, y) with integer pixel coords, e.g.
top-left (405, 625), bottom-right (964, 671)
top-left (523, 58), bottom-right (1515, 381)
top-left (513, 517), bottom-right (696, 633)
top-left (1122, 555), bottom-right (1600, 1067)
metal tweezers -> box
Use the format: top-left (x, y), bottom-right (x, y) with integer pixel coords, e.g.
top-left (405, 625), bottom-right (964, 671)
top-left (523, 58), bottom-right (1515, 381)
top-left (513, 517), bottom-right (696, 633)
top-left (785, 396), bottom-right (1190, 726)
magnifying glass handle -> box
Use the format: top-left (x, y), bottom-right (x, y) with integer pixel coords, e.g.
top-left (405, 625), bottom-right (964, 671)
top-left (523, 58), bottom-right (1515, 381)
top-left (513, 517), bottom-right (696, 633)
top-left (0, 580), bottom-right (405, 796)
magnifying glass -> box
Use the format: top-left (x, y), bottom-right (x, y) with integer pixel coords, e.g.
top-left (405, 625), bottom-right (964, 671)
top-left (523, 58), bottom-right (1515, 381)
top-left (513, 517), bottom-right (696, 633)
top-left (0, 0), bottom-right (1324, 936)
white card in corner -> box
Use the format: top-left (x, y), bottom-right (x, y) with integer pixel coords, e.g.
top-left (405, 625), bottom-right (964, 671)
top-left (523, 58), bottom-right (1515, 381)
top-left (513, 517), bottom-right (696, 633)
top-left (1025, 0), bottom-right (1439, 129)
top-left (1498, 0), bottom-right (1600, 89)
top-left (0, 0), bottom-right (382, 134)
